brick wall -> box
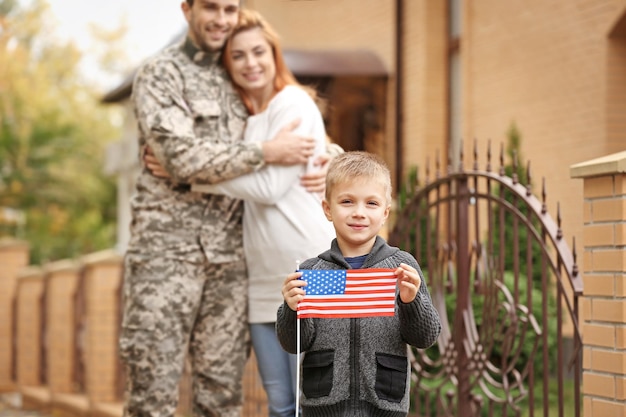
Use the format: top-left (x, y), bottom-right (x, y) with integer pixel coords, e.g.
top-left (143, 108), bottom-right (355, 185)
top-left (0, 239), bottom-right (29, 392)
top-left (571, 150), bottom-right (626, 415)
top-left (4, 247), bottom-right (270, 417)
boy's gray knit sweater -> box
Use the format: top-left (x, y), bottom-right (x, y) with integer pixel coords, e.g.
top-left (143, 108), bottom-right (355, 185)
top-left (276, 236), bottom-right (441, 417)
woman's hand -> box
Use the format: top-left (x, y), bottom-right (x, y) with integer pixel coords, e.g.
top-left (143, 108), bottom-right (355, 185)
top-left (263, 119), bottom-right (315, 165)
top-left (300, 154), bottom-right (330, 195)
top-left (143, 146), bottom-right (171, 178)
top-left (301, 142), bottom-right (343, 195)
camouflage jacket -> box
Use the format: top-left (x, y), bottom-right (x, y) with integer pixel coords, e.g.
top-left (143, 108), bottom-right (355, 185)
top-left (127, 37), bottom-right (264, 264)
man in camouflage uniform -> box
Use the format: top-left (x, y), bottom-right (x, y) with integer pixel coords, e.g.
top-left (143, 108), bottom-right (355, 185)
top-left (118, 1), bottom-right (319, 417)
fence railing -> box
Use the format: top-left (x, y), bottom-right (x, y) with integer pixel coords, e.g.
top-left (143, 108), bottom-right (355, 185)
top-left (0, 243), bottom-right (268, 417)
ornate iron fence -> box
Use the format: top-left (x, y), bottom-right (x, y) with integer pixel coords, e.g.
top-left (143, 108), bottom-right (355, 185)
top-left (389, 143), bottom-right (582, 417)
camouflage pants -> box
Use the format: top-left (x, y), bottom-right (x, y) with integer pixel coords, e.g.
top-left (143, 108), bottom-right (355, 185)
top-left (119, 254), bottom-right (249, 417)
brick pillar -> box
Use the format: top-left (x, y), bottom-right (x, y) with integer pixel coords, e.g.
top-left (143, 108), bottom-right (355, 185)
top-left (81, 250), bottom-right (123, 406)
top-left (0, 239), bottom-right (29, 392)
top-left (45, 260), bottom-right (80, 394)
top-left (15, 267), bottom-right (45, 387)
top-left (17, 265), bottom-right (53, 413)
top-left (571, 151), bottom-right (626, 416)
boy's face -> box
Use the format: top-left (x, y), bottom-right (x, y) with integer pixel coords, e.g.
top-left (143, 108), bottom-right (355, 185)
top-left (182, 0), bottom-right (240, 52)
top-left (322, 178), bottom-right (390, 257)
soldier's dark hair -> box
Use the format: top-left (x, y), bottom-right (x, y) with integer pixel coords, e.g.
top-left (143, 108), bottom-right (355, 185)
top-left (186, 0), bottom-right (194, 5)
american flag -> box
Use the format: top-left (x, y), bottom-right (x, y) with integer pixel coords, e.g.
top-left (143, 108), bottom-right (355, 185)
top-left (297, 269), bottom-right (398, 319)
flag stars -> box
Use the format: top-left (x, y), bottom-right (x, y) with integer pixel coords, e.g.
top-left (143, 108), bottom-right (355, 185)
top-left (304, 270), bottom-right (347, 295)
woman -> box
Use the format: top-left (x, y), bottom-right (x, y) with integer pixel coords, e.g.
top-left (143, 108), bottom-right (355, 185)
top-left (192, 9), bottom-right (336, 417)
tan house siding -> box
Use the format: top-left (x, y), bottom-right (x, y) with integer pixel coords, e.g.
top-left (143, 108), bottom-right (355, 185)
top-left (247, 0), bottom-right (395, 66)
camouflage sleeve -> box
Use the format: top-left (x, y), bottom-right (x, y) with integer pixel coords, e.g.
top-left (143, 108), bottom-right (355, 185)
top-left (132, 58), bottom-right (265, 184)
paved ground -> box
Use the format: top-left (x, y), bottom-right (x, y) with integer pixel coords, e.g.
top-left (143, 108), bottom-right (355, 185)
top-left (0, 394), bottom-right (45, 417)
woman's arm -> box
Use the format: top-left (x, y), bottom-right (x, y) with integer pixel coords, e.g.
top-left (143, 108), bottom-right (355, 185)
top-left (193, 87), bottom-right (327, 204)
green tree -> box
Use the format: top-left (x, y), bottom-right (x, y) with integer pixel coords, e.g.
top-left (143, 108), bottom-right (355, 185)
top-left (0, 0), bottom-right (124, 263)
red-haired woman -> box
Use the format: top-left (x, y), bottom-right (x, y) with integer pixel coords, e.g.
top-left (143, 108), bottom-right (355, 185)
top-left (194, 9), bottom-right (336, 417)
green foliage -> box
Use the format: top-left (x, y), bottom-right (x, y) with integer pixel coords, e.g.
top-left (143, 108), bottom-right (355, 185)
top-left (0, 0), bottom-right (123, 263)
top-left (397, 165), bottom-right (419, 211)
top-left (0, 0), bottom-right (18, 16)
top-left (412, 271), bottom-right (559, 416)
top-left (443, 271), bottom-right (558, 375)
top-left (413, 376), bottom-right (576, 416)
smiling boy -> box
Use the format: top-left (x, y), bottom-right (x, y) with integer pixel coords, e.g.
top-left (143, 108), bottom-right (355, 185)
top-left (277, 151), bottom-right (441, 417)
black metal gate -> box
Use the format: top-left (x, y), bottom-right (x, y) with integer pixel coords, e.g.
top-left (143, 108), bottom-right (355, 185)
top-left (389, 145), bottom-right (582, 417)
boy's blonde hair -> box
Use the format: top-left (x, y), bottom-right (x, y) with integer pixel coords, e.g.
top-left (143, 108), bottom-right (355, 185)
top-left (325, 151), bottom-right (392, 204)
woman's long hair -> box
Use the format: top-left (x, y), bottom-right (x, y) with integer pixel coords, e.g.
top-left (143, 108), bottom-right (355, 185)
top-left (223, 8), bottom-right (314, 114)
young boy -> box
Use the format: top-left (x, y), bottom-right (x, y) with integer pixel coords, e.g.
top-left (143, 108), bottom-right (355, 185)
top-left (276, 151), bottom-right (441, 416)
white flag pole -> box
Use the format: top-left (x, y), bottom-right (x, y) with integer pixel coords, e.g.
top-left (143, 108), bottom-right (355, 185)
top-left (295, 260), bottom-right (301, 417)
top-left (296, 317), bottom-right (301, 417)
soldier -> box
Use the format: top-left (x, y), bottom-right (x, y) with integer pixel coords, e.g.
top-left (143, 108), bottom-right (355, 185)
top-left (118, 1), bottom-right (328, 417)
